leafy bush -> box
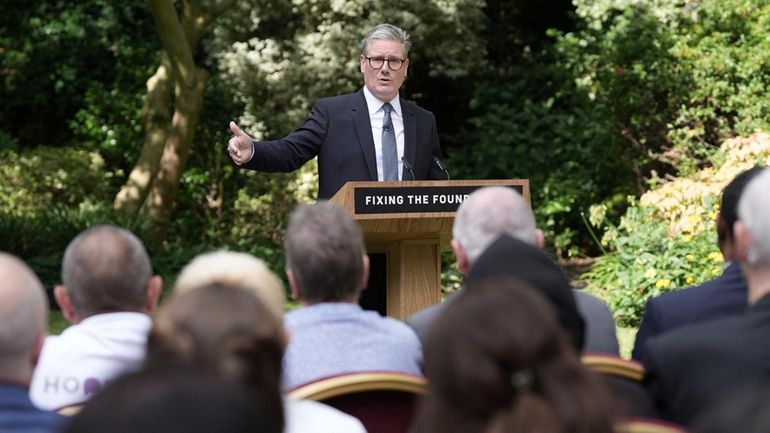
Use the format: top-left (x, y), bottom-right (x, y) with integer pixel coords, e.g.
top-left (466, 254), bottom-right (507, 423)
top-left (583, 132), bottom-right (770, 326)
top-left (0, 147), bottom-right (119, 215)
top-left (0, 204), bottom-right (137, 290)
top-left (459, 0), bottom-right (770, 256)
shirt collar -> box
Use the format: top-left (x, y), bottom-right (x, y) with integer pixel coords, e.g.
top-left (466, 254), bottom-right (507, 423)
top-left (362, 86), bottom-right (402, 117)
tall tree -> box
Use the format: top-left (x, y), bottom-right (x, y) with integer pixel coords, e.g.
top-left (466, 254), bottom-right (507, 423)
top-left (114, 0), bottom-right (236, 242)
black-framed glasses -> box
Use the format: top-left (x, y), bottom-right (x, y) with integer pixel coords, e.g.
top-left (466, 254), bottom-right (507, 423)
top-left (364, 56), bottom-right (406, 71)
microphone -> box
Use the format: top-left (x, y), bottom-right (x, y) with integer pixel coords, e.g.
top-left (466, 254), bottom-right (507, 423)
top-left (401, 157), bottom-right (416, 181)
top-left (433, 157), bottom-right (451, 180)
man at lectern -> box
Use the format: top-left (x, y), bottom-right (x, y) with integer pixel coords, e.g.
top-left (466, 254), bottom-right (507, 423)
top-left (226, 23), bottom-right (448, 200)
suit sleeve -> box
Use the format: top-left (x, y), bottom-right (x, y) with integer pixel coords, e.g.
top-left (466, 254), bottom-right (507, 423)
top-left (641, 340), bottom-right (670, 420)
top-left (426, 112), bottom-right (448, 180)
top-left (632, 298), bottom-right (661, 361)
top-left (242, 100), bottom-right (329, 173)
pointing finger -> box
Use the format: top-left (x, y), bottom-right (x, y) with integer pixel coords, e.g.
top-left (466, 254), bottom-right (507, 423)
top-left (229, 121), bottom-right (248, 138)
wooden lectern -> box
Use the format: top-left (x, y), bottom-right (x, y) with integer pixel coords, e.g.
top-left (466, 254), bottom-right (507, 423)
top-left (330, 179), bottom-right (530, 320)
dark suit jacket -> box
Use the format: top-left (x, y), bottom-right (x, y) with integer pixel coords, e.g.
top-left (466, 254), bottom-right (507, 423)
top-left (242, 89), bottom-right (446, 199)
top-left (632, 262), bottom-right (747, 360)
top-left (407, 289), bottom-right (618, 354)
top-left (642, 294), bottom-right (770, 426)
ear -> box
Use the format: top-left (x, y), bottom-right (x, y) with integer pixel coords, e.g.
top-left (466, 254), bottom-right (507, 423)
top-left (403, 58), bottom-right (410, 76)
top-left (54, 285), bottom-right (79, 324)
top-left (534, 229), bottom-right (545, 249)
top-left (733, 220), bottom-right (751, 263)
top-left (287, 269), bottom-right (301, 301)
top-left (360, 55), bottom-right (366, 73)
top-left (144, 275), bottom-right (163, 313)
top-left (452, 239), bottom-right (470, 275)
top-left (359, 254), bottom-right (370, 291)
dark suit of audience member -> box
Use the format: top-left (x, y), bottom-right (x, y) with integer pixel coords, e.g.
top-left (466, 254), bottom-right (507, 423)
top-left (633, 167), bottom-right (763, 360)
top-left (642, 167), bottom-right (770, 426)
top-left (632, 263), bottom-right (747, 360)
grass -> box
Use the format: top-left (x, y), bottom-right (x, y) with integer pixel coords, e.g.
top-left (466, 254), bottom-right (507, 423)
top-left (49, 310), bottom-right (68, 335)
top-left (617, 326), bottom-right (638, 360)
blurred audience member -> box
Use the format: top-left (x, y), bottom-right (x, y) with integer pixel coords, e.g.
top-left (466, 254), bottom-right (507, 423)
top-left (150, 278), bottom-right (367, 433)
top-left (173, 250), bottom-right (286, 320)
top-left (692, 380), bottom-right (770, 433)
top-left (407, 186), bottom-right (618, 354)
top-left (0, 253), bottom-right (64, 433)
top-left (282, 201), bottom-right (421, 389)
top-left (643, 168), bottom-right (770, 425)
top-left (63, 368), bottom-right (279, 433)
top-left (414, 277), bottom-right (616, 433)
top-left (633, 166), bottom-right (763, 360)
top-left (30, 225), bottom-right (162, 410)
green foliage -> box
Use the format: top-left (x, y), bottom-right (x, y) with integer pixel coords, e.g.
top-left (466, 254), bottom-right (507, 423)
top-left (0, 0), bottom-right (156, 162)
top-left (583, 199), bottom-right (721, 326)
top-left (582, 132), bottom-right (770, 326)
top-left (0, 147), bottom-right (119, 215)
top-left (0, 204), bottom-right (137, 289)
top-left (457, 0), bottom-right (770, 256)
top-left (669, 0), bottom-right (770, 168)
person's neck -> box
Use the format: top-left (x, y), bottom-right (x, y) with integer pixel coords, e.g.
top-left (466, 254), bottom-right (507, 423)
top-left (745, 266), bottom-right (770, 304)
top-left (0, 369), bottom-right (32, 388)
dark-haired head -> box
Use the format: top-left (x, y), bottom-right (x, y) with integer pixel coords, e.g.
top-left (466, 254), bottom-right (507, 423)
top-left (718, 166), bottom-right (765, 258)
top-left (466, 234), bottom-right (585, 351)
top-left (146, 283), bottom-right (285, 430)
top-left (416, 277), bottom-right (615, 433)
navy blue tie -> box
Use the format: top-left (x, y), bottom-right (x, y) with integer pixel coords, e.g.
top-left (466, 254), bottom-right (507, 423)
top-left (381, 103), bottom-right (398, 181)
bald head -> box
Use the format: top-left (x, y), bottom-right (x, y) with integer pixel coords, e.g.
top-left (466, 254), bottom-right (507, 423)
top-left (61, 225), bottom-right (154, 318)
top-left (0, 253), bottom-right (48, 382)
top-left (174, 251), bottom-right (286, 321)
top-left (452, 187), bottom-right (538, 266)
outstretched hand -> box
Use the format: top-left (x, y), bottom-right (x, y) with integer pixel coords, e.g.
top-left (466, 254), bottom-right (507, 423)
top-left (227, 121), bottom-right (254, 166)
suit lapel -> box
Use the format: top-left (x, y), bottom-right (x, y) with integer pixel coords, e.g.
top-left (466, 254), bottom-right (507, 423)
top-left (351, 90), bottom-right (378, 181)
top-left (402, 99), bottom-right (417, 180)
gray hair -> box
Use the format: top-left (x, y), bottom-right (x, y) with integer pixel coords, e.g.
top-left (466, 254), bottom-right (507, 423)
top-left (361, 23), bottom-right (411, 58)
top-left (452, 187), bottom-right (537, 264)
top-left (737, 168), bottom-right (770, 266)
top-left (174, 251), bottom-right (286, 321)
top-left (0, 253), bottom-right (47, 376)
top-left (284, 201), bottom-right (366, 303)
top-left (62, 225), bottom-right (152, 317)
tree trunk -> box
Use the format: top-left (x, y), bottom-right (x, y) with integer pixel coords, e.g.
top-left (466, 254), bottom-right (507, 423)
top-left (113, 54), bottom-right (173, 218)
top-left (117, 0), bottom-right (237, 243)
top-left (143, 67), bottom-right (208, 243)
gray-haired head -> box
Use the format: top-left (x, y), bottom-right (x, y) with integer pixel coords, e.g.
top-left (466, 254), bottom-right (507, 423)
top-left (0, 252), bottom-right (48, 380)
top-left (452, 187), bottom-right (537, 264)
top-left (62, 225), bottom-right (153, 318)
top-left (361, 23), bottom-right (411, 58)
top-left (284, 201), bottom-right (366, 303)
top-left (737, 168), bottom-right (770, 267)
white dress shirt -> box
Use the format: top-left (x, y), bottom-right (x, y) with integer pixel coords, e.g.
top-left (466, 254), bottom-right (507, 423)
top-left (362, 86), bottom-right (405, 181)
